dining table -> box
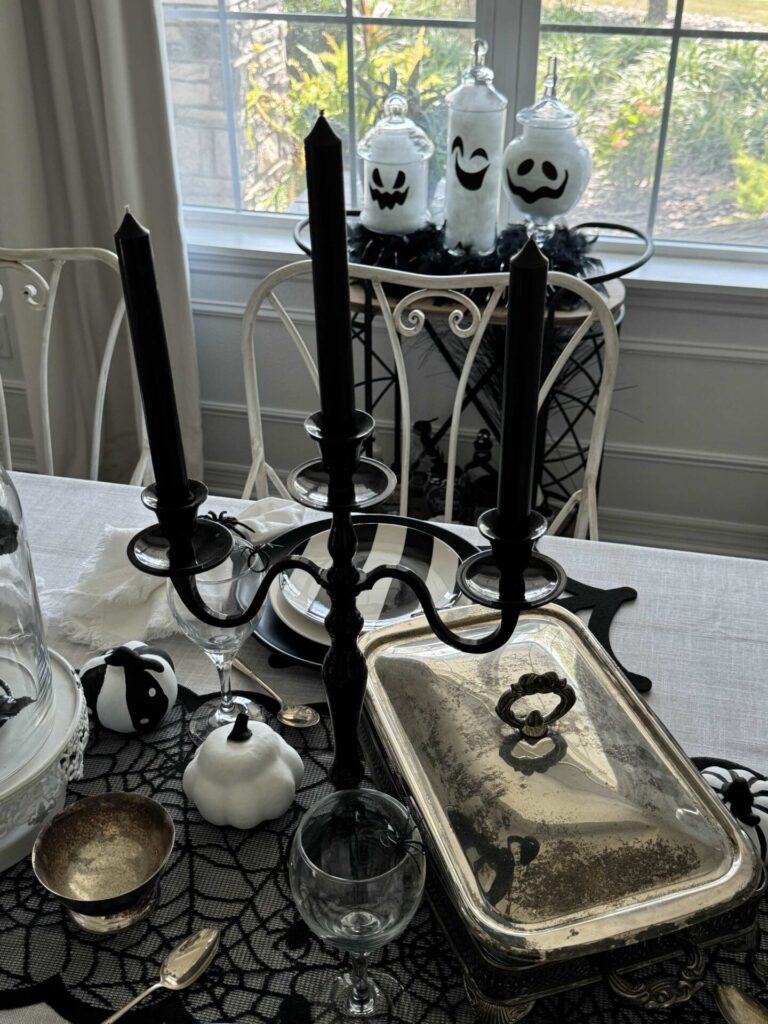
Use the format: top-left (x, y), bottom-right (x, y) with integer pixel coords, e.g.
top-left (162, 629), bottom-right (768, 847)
top-left (1, 469), bottom-right (767, 1024)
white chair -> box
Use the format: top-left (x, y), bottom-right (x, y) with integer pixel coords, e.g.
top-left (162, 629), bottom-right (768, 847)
top-left (240, 260), bottom-right (618, 539)
top-left (0, 246), bottom-right (150, 482)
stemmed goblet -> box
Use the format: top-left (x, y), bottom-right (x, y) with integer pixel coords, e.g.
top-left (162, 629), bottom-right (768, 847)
top-left (289, 788), bottom-right (426, 1018)
top-left (167, 534), bottom-right (267, 745)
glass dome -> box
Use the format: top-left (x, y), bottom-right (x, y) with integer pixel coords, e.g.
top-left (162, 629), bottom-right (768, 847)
top-left (357, 93), bottom-right (434, 165)
top-left (0, 466), bottom-right (54, 787)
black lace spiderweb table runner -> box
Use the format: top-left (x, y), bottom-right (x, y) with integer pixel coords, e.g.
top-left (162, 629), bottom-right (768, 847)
top-left (1, 688), bottom-right (768, 1024)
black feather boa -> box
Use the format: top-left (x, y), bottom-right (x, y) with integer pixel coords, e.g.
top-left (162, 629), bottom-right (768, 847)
top-left (347, 222), bottom-right (604, 281)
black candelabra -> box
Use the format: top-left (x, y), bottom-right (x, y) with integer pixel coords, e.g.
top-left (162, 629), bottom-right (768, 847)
top-left (125, 410), bottom-right (564, 788)
top-left (116, 116), bottom-right (566, 789)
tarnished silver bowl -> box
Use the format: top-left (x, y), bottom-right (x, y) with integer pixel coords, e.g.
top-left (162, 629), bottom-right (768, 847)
top-left (32, 792), bottom-right (175, 933)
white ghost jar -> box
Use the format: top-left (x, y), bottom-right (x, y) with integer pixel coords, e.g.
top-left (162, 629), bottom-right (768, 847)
top-left (183, 712), bottom-right (304, 829)
top-left (358, 92), bottom-right (434, 235)
top-left (502, 59), bottom-right (592, 228)
top-left (444, 39), bottom-right (507, 254)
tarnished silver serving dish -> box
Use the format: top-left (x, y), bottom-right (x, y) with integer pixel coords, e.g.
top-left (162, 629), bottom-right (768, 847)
top-left (360, 605), bottom-right (764, 1022)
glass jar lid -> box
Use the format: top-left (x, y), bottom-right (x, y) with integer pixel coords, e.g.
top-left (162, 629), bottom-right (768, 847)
top-left (357, 93), bottom-right (434, 164)
top-left (447, 39), bottom-right (507, 113)
top-left (517, 57), bottom-right (578, 129)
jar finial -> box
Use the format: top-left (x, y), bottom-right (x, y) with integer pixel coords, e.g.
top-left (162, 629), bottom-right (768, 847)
top-left (466, 39), bottom-right (493, 84)
top-left (383, 92), bottom-right (408, 121)
top-left (472, 38), bottom-right (488, 67)
top-left (544, 56), bottom-right (558, 99)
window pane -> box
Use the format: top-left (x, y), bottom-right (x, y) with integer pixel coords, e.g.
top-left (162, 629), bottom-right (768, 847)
top-left (536, 31), bottom-right (671, 230)
top-left (654, 38), bottom-right (768, 245)
top-left (353, 0), bottom-right (475, 17)
top-left (228, 1), bottom-right (344, 13)
top-left (541, 0), bottom-right (673, 29)
top-left (354, 21), bottom-right (474, 208)
top-left (682, 0), bottom-right (768, 33)
top-left (227, 1), bottom-right (474, 14)
top-left (232, 20), bottom-right (349, 213)
top-left (163, 0), bottom-right (216, 9)
top-left (164, 17), bottom-right (236, 209)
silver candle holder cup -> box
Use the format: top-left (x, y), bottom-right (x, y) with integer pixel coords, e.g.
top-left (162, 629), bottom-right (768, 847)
top-left (32, 792), bottom-right (175, 933)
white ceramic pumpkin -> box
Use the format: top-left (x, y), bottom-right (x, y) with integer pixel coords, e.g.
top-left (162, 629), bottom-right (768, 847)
top-left (183, 713), bottom-right (303, 829)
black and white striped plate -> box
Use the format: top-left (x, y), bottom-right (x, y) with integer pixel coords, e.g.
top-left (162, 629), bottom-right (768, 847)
top-left (253, 515), bottom-right (477, 667)
top-left (279, 520), bottom-right (472, 630)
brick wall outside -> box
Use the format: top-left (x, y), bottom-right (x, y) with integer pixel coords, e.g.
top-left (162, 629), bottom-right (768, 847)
top-left (164, 2), bottom-right (294, 210)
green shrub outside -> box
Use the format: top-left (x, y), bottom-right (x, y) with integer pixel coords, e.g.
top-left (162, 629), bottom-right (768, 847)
top-left (539, 10), bottom-right (768, 217)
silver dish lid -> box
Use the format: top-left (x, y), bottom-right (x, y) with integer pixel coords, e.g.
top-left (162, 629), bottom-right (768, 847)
top-left (361, 604), bottom-right (762, 963)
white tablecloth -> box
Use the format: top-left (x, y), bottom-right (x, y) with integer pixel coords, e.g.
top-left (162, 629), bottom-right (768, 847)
top-left (3, 471), bottom-right (768, 1022)
top-left (16, 471), bottom-right (768, 773)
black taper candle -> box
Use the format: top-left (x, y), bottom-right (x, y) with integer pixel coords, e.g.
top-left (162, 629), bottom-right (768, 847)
top-left (304, 114), bottom-right (356, 437)
top-left (496, 236), bottom-right (549, 537)
top-left (114, 211), bottom-right (190, 507)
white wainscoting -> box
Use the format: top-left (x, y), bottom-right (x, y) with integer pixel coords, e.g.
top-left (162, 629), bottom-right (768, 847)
top-left (188, 245), bottom-right (768, 558)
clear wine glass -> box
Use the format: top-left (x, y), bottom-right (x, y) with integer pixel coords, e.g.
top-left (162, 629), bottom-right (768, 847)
top-left (289, 788), bottom-right (426, 1018)
top-left (167, 534), bottom-right (268, 745)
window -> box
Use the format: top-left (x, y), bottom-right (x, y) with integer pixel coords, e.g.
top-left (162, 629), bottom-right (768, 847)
top-left (540, 1), bottom-right (768, 247)
top-left (161, 1), bottom-right (476, 214)
top-left (162, 0), bottom-right (768, 249)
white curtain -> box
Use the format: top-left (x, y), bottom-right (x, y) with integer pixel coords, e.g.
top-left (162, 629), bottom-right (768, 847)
top-left (0, 0), bottom-right (203, 481)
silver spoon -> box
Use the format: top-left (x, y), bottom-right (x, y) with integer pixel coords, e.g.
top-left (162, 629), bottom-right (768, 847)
top-left (101, 927), bottom-right (220, 1023)
top-left (716, 984), bottom-right (768, 1023)
top-left (234, 657), bottom-right (320, 728)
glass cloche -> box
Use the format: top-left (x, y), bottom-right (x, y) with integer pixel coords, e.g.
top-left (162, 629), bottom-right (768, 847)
top-left (358, 92), bottom-right (434, 235)
top-left (0, 465), bottom-right (54, 787)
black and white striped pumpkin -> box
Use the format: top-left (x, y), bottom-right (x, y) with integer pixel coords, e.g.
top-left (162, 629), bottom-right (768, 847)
top-left (80, 641), bottom-right (177, 734)
top-left (697, 757), bottom-right (768, 864)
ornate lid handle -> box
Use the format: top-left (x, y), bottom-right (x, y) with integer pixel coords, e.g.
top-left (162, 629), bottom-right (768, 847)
top-left (495, 671), bottom-right (576, 743)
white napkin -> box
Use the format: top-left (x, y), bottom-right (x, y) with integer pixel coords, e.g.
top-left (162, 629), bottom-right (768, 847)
top-left (40, 498), bottom-right (303, 648)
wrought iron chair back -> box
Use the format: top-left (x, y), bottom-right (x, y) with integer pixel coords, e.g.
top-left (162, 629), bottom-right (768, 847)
top-left (0, 246), bottom-right (150, 482)
top-left (241, 259), bottom-right (618, 537)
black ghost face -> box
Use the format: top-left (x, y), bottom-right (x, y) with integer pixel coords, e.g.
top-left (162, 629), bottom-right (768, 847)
top-left (506, 158), bottom-right (569, 204)
top-left (452, 136), bottom-right (490, 191)
top-left (369, 167), bottom-right (409, 209)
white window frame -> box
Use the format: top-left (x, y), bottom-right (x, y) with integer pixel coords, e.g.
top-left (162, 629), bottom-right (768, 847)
top-left (164, 0), bottom-right (768, 271)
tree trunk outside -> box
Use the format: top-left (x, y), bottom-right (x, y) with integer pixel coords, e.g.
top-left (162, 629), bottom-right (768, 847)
top-left (647, 0), bottom-right (669, 24)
